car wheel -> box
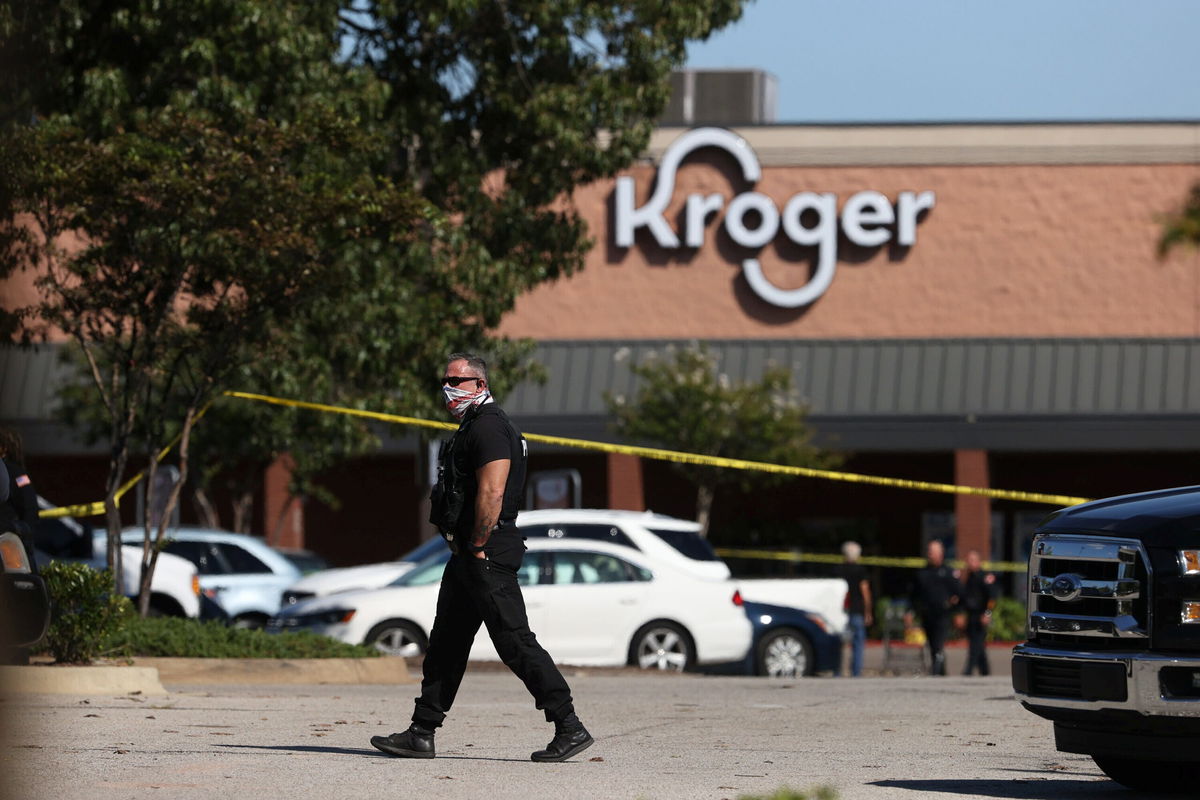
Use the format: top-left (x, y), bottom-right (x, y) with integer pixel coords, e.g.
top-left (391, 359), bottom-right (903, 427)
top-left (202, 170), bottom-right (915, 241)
top-left (232, 613), bottom-right (268, 630)
top-left (366, 620), bottom-right (427, 658)
top-left (756, 627), bottom-right (814, 678)
top-left (1092, 756), bottom-right (1200, 792)
top-left (629, 621), bottom-right (694, 672)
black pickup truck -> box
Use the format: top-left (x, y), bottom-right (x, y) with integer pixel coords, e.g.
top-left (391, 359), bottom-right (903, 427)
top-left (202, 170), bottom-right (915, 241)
top-left (1012, 485), bottom-right (1200, 792)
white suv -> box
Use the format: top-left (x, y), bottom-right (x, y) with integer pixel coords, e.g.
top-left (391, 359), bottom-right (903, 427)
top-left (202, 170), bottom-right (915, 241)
top-left (34, 498), bottom-right (201, 617)
top-left (121, 527), bottom-right (300, 628)
top-left (515, 509), bottom-right (731, 581)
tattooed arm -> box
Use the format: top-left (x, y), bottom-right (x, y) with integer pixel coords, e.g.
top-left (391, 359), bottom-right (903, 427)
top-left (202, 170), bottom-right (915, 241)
top-left (471, 458), bottom-right (510, 558)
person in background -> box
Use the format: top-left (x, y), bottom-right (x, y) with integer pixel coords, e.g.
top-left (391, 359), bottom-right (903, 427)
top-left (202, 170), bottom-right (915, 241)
top-left (907, 539), bottom-right (959, 676)
top-left (840, 541), bottom-right (872, 677)
top-left (0, 427), bottom-right (39, 571)
top-left (958, 549), bottom-right (997, 676)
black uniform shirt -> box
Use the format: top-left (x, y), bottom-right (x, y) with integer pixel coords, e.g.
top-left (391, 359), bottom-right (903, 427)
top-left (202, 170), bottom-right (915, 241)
top-left (451, 403), bottom-right (527, 537)
top-left (961, 569), bottom-right (997, 614)
top-left (910, 563), bottom-right (959, 617)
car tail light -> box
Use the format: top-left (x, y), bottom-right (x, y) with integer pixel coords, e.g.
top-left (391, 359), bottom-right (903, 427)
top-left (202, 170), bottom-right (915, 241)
top-left (732, 589), bottom-right (743, 607)
top-left (0, 533), bottom-right (33, 573)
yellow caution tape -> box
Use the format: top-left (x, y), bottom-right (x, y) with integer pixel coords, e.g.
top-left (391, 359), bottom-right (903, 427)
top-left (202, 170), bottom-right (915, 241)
top-left (41, 388), bottom-right (1091, 519)
top-left (224, 392), bottom-right (1092, 507)
top-left (715, 547), bottom-right (1027, 573)
top-left (224, 391), bottom-right (458, 433)
top-left (39, 403), bottom-right (214, 519)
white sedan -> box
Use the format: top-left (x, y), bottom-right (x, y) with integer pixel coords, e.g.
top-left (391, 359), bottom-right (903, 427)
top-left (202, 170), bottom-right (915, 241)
top-left (268, 538), bottom-right (751, 672)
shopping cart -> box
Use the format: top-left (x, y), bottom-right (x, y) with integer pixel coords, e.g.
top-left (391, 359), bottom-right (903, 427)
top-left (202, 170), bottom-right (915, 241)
top-left (880, 600), bottom-right (929, 676)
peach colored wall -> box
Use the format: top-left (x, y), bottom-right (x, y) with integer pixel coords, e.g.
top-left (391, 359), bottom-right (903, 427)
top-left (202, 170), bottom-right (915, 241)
top-left (498, 162), bottom-right (1200, 340)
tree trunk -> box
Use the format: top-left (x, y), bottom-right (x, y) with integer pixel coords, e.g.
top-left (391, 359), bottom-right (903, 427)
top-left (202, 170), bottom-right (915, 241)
top-left (231, 491), bottom-right (254, 534)
top-left (104, 443), bottom-right (129, 597)
top-left (136, 407), bottom-right (197, 617)
top-left (695, 484), bottom-right (715, 539)
top-left (136, 458), bottom-right (159, 617)
top-left (193, 487), bottom-right (220, 529)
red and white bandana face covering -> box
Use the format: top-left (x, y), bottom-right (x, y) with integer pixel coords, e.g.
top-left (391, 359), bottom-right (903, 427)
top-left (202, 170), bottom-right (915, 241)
top-left (442, 383), bottom-right (492, 420)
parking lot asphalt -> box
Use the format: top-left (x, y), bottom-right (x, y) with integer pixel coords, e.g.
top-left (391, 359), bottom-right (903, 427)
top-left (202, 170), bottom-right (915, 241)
top-left (0, 659), bottom-right (1132, 800)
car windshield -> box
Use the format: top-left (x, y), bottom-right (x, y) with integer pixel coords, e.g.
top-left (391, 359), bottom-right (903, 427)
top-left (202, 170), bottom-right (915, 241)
top-left (390, 550), bottom-right (451, 587)
top-left (646, 528), bottom-right (720, 561)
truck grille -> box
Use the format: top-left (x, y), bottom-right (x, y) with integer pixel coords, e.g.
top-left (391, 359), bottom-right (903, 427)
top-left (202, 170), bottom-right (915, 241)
top-left (1027, 534), bottom-right (1149, 647)
top-left (1015, 655), bottom-right (1129, 701)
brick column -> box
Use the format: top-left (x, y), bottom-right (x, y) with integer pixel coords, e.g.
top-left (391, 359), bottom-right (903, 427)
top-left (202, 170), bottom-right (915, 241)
top-left (954, 448), bottom-right (991, 561)
top-left (264, 453), bottom-right (304, 549)
top-left (607, 452), bottom-right (645, 511)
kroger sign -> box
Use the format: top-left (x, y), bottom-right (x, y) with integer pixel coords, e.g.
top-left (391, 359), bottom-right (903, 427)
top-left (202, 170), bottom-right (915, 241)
top-left (613, 127), bottom-right (936, 308)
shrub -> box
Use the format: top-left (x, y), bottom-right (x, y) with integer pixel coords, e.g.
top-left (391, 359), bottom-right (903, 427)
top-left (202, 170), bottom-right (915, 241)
top-left (40, 561), bottom-right (134, 663)
top-left (988, 596), bottom-right (1027, 642)
top-left (103, 616), bottom-right (382, 659)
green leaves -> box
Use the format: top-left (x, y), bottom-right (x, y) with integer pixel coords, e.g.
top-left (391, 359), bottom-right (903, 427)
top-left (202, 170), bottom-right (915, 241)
top-left (2, 0), bottom-right (750, 538)
top-left (1159, 183), bottom-right (1200, 258)
top-left (101, 616), bottom-right (383, 658)
top-left (40, 561), bottom-right (135, 663)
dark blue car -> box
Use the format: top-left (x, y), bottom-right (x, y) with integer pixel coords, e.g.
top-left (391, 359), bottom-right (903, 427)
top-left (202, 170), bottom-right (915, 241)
top-left (740, 599), bottom-right (842, 677)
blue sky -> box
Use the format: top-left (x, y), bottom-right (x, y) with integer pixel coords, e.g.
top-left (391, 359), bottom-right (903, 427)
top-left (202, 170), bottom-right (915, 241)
top-left (684, 0), bottom-right (1200, 123)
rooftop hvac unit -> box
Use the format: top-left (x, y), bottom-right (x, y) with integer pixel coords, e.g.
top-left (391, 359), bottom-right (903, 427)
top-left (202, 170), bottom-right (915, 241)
top-left (663, 69), bottom-right (778, 126)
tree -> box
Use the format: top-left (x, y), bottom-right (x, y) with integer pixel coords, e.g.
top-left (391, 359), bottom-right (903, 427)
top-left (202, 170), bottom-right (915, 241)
top-left (343, 1), bottom-right (748, 329)
top-left (1160, 184), bottom-right (1200, 256)
top-left (4, 108), bottom-right (427, 613)
top-left (607, 344), bottom-right (840, 538)
top-left (1, 0), bottom-right (749, 607)
top-left (0, 0), bottom-right (430, 612)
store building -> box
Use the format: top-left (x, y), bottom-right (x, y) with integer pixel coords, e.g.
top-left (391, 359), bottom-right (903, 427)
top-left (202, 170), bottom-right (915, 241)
top-left (4, 118), bottom-right (1200, 576)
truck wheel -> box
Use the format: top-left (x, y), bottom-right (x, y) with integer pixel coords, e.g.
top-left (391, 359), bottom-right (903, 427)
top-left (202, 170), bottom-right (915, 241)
top-left (1092, 755), bottom-right (1200, 792)
top-left (756, 627), bottom-right (814, 677)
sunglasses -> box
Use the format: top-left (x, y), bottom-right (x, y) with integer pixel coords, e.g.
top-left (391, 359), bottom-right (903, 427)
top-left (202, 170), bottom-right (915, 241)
top-left (441, 375), bottom-right (481, 387)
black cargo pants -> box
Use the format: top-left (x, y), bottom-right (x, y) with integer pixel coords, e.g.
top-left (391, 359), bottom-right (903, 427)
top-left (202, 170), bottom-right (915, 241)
top-left (412, 530), bottom-right (575, 729)
top-left (923, 612), bottom-right (949, 676)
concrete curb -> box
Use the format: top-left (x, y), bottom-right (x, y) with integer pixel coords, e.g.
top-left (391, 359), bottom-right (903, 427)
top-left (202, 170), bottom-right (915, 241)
top-left (0, 665), bottom-right (168, 696)
top-left (135, 657), bottom-right (415, 686)
top-left (0, 657), bottom-right (413, 695)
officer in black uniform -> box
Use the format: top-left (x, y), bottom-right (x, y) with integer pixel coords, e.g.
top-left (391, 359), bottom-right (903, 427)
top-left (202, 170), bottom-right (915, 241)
top-left (371, 353), bottom-right (593, 763)
top-left (908, 539), bottom-right (959, 676)
top-left (0, 427), bottom-right (39, 569)
top-left (959, 549), bottom-right (997, 675)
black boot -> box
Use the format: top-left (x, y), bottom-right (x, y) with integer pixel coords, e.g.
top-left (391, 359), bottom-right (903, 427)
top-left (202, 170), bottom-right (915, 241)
top-left (371, 724), bottom-right (436, 758)
top-left (531, 716), bottom-right (593, 763)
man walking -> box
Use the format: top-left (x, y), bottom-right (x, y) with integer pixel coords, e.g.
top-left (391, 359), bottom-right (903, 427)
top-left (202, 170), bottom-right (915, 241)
top-left (907, 539), bottom-right (959, 676)
top-left (371, 353), bottom-right (593, 762)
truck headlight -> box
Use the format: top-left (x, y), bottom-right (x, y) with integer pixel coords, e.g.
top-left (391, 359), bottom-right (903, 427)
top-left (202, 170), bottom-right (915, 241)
top-left (1183, 601), bottom-right (1200, 623)
top-left (1180, 550), bottom-right (1200, 574)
